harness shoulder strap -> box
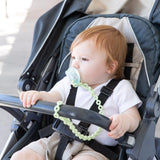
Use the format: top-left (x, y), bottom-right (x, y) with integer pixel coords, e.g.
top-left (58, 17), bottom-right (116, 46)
top-left (55, 85), bottom-right (78, 160)
top-left (56, 85), bottom-right (78, 131)
top-left (94, 79), bottom-right (121, 111)
top-left (79, 79), bottom-right (121, 128)
top-left (66, 85), bottom-right (78, 105)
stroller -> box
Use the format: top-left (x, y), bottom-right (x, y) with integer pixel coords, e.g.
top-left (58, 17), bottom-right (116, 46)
top-left (1, 0), bottom-right (160, 159)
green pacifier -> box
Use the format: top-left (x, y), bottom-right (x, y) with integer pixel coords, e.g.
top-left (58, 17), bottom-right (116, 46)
top-left (65, 67), bottom-right (80, 85)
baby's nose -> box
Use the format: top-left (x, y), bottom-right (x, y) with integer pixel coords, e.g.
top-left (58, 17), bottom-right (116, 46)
top-left (72, 61), bottom-right (79, 69)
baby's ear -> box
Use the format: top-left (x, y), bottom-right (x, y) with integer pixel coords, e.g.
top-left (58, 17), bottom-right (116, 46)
top-left (106, 61), bottom-right (118, 74)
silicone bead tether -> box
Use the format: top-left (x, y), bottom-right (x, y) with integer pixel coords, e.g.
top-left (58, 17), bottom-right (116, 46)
top-left (53, 67), bottom-right (104, 141)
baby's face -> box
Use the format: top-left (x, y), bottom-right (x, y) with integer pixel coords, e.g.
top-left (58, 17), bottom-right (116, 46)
top-left (71, 40), bottom-right (110, 88)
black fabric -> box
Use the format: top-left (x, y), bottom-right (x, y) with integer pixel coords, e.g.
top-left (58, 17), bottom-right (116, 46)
top-left (55, 135), bottom-right (73, 160)
top-left (38, 124), bottom-right (53, 138)
top-left (66, 85), bottom-right (77, 105)
top-left (124, 43), bottom-right (134, 80)
top-left (86, 140), bottom-right (119, 160)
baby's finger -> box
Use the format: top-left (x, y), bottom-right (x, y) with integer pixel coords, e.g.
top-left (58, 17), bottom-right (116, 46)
top-left (108, 128), bottom-right (124, 139)
top-left (26, 92), bottom-right (34, 108)
top-left (109, 116), bottom-right (118, 130)
top-left (23, 91), bottom-right (34, 108)
top-left (21, 92), bottom-right (28, 107)
top-left (20, 92), bottom-right (25, 102)
top-left (31, 92), bottom-right (40, 105)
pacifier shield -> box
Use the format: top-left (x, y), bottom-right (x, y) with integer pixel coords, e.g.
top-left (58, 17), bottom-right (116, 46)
top-left (65, 67), bottom-right (80, 84)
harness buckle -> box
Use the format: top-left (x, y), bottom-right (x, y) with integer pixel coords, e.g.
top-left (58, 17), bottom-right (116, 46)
top-left (52, 119), bottom-right (61, 129)
top-left (52, 119), bottom-right (87, 142)
top-left (100, 86), bottom-right (113, 96)
top-left (77, 125), bottom-right (89, 136)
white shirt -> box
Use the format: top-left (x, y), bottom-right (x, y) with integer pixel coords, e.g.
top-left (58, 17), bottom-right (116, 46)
top-left (51, 76), bottom-right (142, 146)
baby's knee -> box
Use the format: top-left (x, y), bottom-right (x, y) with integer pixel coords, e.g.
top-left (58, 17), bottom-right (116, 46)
top-left (73, 155), bottom-right (97, 160)
top-left (11, 150), bottom-right (25, 160)
top-left (11, 148), bottom-right (43, 160)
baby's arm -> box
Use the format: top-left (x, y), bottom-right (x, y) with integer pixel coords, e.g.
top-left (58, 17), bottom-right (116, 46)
top-left (108, 106), bottom-right (141, 139)
top-left (20, 90), bottom-right (62, 108)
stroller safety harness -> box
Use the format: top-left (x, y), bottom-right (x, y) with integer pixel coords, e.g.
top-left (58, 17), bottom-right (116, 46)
top-left (53, 79), bottom-right (121, 160)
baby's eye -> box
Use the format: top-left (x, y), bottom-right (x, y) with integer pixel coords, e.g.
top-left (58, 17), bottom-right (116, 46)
top-left (71, 56), bottom-right (75, 60)
top-left (82, 57), bottom-right (89, 61)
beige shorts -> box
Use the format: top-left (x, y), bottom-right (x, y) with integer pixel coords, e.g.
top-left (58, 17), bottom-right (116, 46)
top-left (25, 132), bottom-right (108, 160)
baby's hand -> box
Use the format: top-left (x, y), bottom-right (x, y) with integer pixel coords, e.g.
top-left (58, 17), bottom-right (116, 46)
top-left (20, 91), bottom-right (41, 108)
top-left (108, 107), bottom-right (141, 139)
top-left (108, 114), bottom-right (130, 139)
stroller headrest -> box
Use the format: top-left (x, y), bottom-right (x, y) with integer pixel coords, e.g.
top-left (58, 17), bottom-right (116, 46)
top-left (58, 14), bottom-right (160, 100)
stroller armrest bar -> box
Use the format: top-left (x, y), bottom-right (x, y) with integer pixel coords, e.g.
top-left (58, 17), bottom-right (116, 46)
top-left (0, 94), bottom-right (111, 131)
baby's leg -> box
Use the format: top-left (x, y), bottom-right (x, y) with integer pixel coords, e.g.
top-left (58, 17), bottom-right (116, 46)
top-left (11, 148), bottom-right (44, 160)
top-left (10, 136), bottom-right (48, 160)
top-left (64, 141), bottom-right (108, 160)
top-left (11, 132), bottom-right (61, 160)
